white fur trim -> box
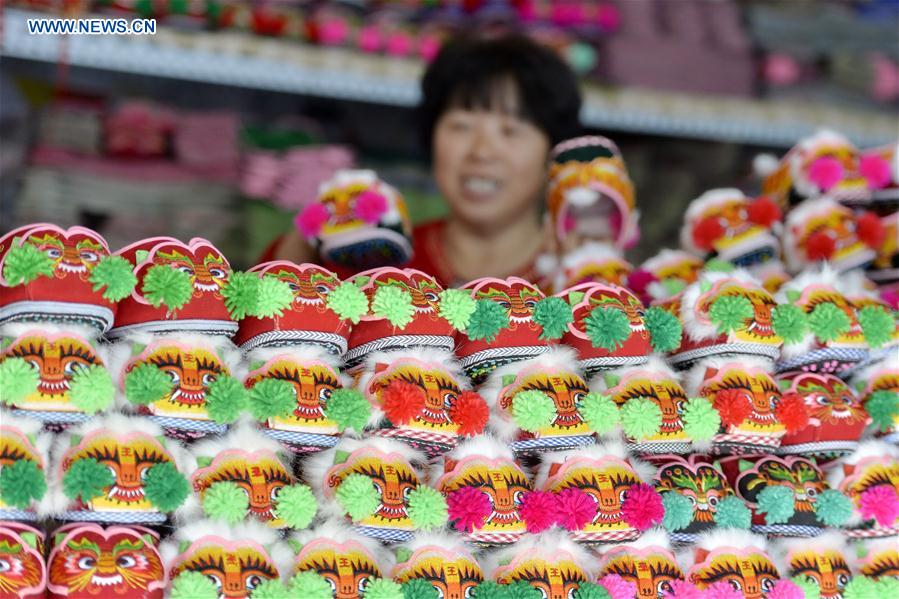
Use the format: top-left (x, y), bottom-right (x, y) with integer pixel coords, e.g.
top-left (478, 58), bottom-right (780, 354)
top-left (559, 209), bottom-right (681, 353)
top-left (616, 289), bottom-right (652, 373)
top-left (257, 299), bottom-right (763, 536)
top-left (428, 434), bottom-right (520, 483)
top-left (753, 153), bottom-right (780, 178)
top-left (484, 528), bottom-right (595, 579)
top-left (773, 531), bottom-right (848, 574)
top-left (679, 270), bottom-right (762, 342)
top-left (827, 440), bottom-right (899, 490)
top-left (695, 529), bottom-right (768, 553)
top-left (289, 518), bottom-right (392, 574)
top-left (641, 249), bottom-right (699, 275)
top-left (682, 356), bottom-right (775, 397)
top-left (533, 440), bottom-right (652, 488)
top-left (589, 355), bottom-right (679, 391)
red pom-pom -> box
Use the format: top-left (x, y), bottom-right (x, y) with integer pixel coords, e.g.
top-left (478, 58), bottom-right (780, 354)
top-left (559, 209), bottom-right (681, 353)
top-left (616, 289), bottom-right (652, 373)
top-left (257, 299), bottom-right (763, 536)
top-left (808, 156), bottom-right (844, 191)
top-left (775, 392), bottom-right (810, 433)
top-left (555, 487), bottom-right (597, 531)
top-left (450, 391), bottom-right (489, 437)
top-left (860, 154), bottom-right (892, 189)
top-left (692, 216), bottom-right (724, 251)
top-left (857, 212), bottom-right (886, 249)
top-left (621, 483), bottom-right (664, 531)
top-left (747, 196), bottom-right (782, 227)
top-left (518, 490), bottom-right (557, 533)
top-left (713, 388), bottom-right (752, 427)
top-left (382, 379), bottom-right (425, 425)
top-left (447, 486), bottom-right (492, 533)
top-left (805, 230), bottom-right (836, 261)
top-left (860, 484), bottom-right (899, 527)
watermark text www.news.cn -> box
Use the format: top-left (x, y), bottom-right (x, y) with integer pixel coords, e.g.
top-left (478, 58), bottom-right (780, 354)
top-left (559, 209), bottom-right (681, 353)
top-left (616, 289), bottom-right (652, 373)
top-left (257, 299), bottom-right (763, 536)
top-left (27, 18), bottom-right (156, 35)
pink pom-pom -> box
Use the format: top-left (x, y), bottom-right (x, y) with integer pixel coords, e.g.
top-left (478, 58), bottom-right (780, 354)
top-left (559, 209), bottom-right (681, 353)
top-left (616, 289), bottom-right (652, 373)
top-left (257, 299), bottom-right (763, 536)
top-left (447, 487), bottom-right (491, 533)
top-left (354, 190), bottom-right (389, 224)
top-left (598, 574), bottom-right (638, 599)
top-left (704, 580), bottom-right (743, 599)
top-left (596, 4), bottom-right (621, 32)
top-left (386, 32), bottom-right (413, 57)
top-left (859, 484), bottom-right (899, 527)
top-left (768, 579), bottom-right (805, 599)
top-left (621, 483), bottom-right (664, 531)
top-left (295, 203), bottom-right (330, 238)
top-left (662, 579), bottom-right (703, 599)
top-left (555, 487), bottom-right (597, 531)
top-left (357, 25), bottom-right (383, 53)
top-left (808, 156), bottom-right (844, 191)
top-left (860, 154), bottom-right (892, 189)
top-left (518, 491), bottom-right (557, 533)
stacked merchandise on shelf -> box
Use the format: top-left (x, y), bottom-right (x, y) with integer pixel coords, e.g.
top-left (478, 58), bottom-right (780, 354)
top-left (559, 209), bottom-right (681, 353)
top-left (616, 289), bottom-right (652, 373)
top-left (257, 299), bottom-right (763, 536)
top-left (0, 135), bottom-right (897, 599)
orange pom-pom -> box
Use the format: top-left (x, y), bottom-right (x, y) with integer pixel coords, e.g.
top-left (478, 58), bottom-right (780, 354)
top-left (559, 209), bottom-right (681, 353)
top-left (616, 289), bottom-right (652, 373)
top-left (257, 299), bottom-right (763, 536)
top-left (692, 216), bottom-right (725, 251)
top-left (747, 196), bottom-right (782, 227)
top-left (382, 379), bottom-right (425, 425)
top-left (857, 212), bottom-right (885, 249)
top-left (450, 391), bottom-right (489, 436)
top-left (806, 230), bottom-right (836, 260)
top-left (713, 388), bottom-right (751, 427)
top-left (776, 392), bottom-right (810, 433)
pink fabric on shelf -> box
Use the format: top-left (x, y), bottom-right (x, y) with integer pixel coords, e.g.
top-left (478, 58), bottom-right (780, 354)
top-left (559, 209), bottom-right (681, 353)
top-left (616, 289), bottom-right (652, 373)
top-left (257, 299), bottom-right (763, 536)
top-left (174, 112), bottom-right (240, 169)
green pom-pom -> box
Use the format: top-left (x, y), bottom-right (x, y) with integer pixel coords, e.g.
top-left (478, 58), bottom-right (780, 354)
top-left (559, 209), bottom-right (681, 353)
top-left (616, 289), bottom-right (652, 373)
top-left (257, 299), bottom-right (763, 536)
top-left (511, 390), bottom-right (556, 433)
top-left (644, 306), bottom-right (683, 353)
top-left (772, 304), bottom-right (808, 344)
top-left (0, 357), bottom-right (39, 406)
top-left (402, 578), bottom-right (439, 599)
top-left (714, 495), bottom-right (751, 529)
top-left (336, 473), bottom-right (380, 522)
top-left (867, 391), bottom-right (899, 432)
top-left (67, 365), bottom-right (114, 415)
top-left (579, 392), bottom-right (619, 435)
top-left (859, 304), bottom-right (895, 349)
top-left (791, 576), bottom-right (821, 599)
top-left (372, 285), bottom-right (415, 328)
top-left (533, 296), bottom-right (573, 340)
top-left (248, 378), bottom-right (296, 421)
top-left (661, 492), bottom-right (694, 532)
top-left (0, 460), bottom-right (47, 509)
top-left (466, 299), bottom-right (509, 342)
top-left (202, 481), bottom-right (248, 524)
top-left (438, 288), bottom-right (477, 331)
top-left (876, 577), bottom-right (899, 596)
top-left (506, 581), bottom-right (541, 599)
top-left (2, 242), bottom-right (54, 286)
top-left (250, 579), bottom-right (289, 599)
top-left (814, 488), bottom-right (853, 527)
top-left (288, 570), bottom-right (333, 599)
top-left (221, 271), bottom-right (260, 320)
top-left (584, 306), bottom-right (631, 351)
top-left (844, 576), bottom-right (879, 599)
top-left (63, 457), bottom-right (114, 502)
top-left (89, 255), bottom-right (137, 301)
top-left (327, 282), bottom-right (369, 324)
top-left (682, 397), bottom-right (721, 441)
top-left (471, 581), bottom-right (510, 599)
top-left (704, 258), bottom-right (735, 273)
top-left (709, 295), bottom-right (753, 334)
top-left (142, 264), bottom-right (193, 311)
top-left (407, 485), bottom-right (448, 531)
top-left (808, 302), bottom-right (851, 342)
top-left (124, 363), bottom-right (171, 406)
top-left (170, 571), bottom-right (218, 599)
top-left (273, 483), bottom-right (317, 529)
top-left (143, 461), bottom-right (189, 512)
top-left (662, 278), bottom-right (687, 296)
top-left (364, 578), bottom-right (405, 599)
top-left (757, 484), bottom-right (795, 524)
top-left (574, 582), bottom-right (611, 599)
top-left (253, 276), bottom-right (293, 318)
top-left (619, 397), bottom-right (663, 439)
top-left (205, 375), bottom-right (248, 424)
top-left (324, 388), bottom-right (371, 433)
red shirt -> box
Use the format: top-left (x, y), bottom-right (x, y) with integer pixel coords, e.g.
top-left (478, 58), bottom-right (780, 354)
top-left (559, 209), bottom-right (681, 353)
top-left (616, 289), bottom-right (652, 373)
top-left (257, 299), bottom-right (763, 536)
top-left (258, 219), bottom-right (541, 287)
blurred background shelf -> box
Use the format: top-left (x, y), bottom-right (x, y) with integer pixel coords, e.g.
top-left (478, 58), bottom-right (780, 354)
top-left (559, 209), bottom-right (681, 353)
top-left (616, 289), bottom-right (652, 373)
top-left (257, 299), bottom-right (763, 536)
top-left (3, 7), bottom-right (894, 148)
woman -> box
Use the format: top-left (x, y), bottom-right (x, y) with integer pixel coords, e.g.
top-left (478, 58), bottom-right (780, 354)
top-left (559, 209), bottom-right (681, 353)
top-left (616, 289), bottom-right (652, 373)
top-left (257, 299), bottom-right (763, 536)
top-left (273, 35), bottom-right (583, 286)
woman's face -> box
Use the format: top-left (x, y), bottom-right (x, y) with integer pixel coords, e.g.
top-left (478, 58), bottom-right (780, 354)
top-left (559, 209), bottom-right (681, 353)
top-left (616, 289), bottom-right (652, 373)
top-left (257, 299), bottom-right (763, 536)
top-left (432, 90), bottom-right (550, 232)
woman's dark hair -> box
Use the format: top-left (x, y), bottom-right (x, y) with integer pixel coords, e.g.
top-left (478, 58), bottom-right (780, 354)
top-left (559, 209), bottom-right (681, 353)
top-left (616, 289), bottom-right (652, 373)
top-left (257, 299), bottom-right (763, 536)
top-left (419, 34), bottom-right (582, 151)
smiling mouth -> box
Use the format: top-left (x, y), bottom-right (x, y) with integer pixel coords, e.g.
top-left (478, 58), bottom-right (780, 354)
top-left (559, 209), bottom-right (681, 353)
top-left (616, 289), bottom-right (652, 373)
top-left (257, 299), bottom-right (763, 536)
top-left (463, 177), bottom-right (500, 196)
top-left (59, 262), bottom-right (88, 274)
top-left (91, 574), bottom-right (124, 587)
top-left (171, 388), bottom-right (206, 405)
top-left (485, 509), bottom-right (519, 525)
